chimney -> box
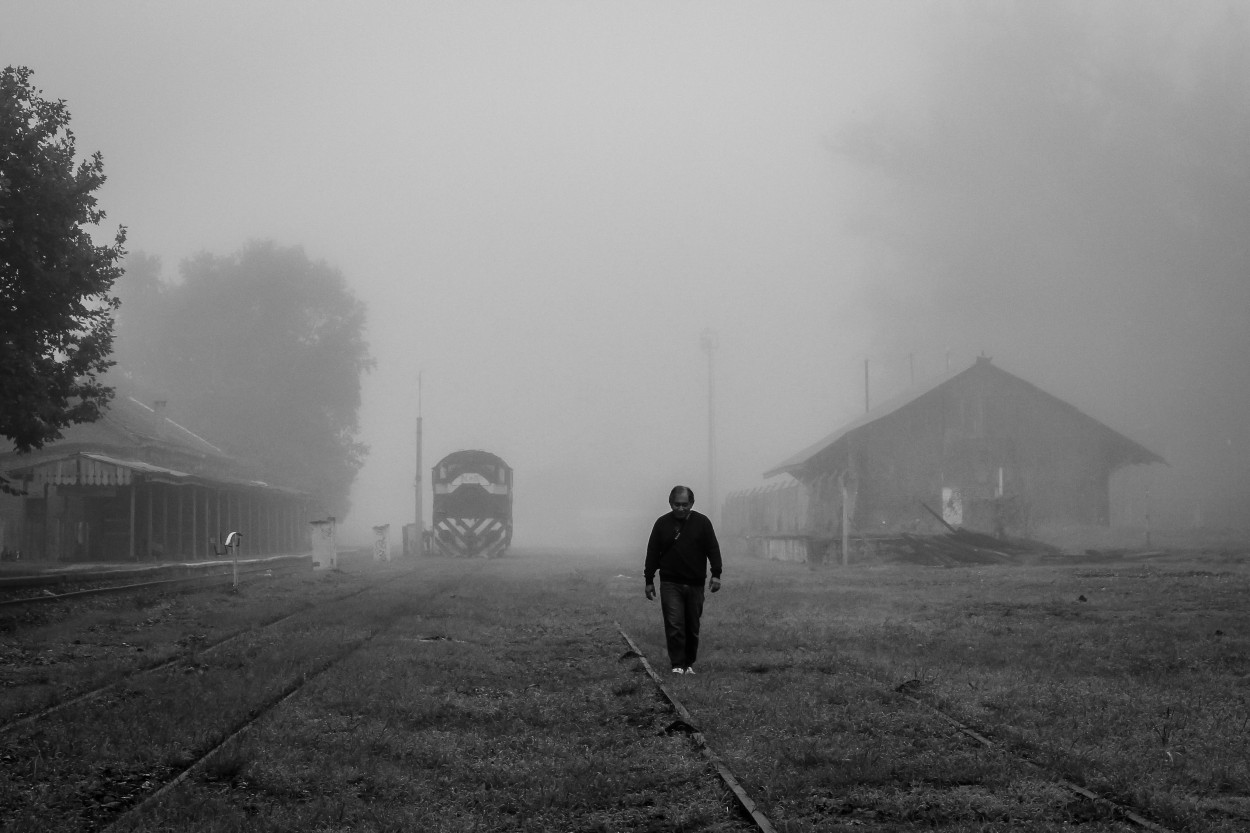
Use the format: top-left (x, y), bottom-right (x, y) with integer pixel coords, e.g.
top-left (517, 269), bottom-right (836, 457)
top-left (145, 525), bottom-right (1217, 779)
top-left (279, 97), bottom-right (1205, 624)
top-left (152, 400), bottom-right (169, 440)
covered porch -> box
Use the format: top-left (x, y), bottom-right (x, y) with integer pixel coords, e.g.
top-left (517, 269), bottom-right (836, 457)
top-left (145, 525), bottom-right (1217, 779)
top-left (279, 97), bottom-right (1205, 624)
top-left (3, 452), bottom-right (311, 562)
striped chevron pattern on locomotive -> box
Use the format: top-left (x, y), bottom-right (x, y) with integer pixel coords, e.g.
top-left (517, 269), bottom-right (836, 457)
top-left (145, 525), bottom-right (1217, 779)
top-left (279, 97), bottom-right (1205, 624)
top-left (430, 449), bottom-right (513, 558)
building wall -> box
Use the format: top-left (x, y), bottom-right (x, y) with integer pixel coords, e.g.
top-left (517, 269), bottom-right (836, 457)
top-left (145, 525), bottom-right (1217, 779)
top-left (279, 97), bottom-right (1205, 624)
top-left (732, 364), bottom-right (1146, 553)
top-left (721, 481), bottom-right (807, 539)
top-left (846, 368), bottom-right (1119, 535)
top-left (0, 492), bottom-right (24, 560)
top-left (0, 479), bottom-right (313, 562)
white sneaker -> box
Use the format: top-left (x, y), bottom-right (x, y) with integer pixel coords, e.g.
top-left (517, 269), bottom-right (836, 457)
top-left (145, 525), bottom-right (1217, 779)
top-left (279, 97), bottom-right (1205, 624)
top-left (684, 666), bottom-right (696, 675)
top-left (671, 667), bottom-right (684, 675)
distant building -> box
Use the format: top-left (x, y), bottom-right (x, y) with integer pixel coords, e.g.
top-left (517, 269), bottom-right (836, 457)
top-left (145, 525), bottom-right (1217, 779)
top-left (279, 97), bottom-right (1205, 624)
top-left (0, 392), bottom-right (316, 562)
top-left (723, 357), bottom-right (1163, 562)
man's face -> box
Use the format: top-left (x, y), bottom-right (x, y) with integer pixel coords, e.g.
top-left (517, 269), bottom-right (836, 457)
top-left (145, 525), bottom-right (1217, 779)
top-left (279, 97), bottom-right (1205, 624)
top-left (670, 491), bottom-right (693, 520)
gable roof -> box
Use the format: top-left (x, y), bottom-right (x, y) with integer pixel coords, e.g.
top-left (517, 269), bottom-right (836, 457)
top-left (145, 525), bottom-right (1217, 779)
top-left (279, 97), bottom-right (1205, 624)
top-left (0, 380), bottom-right (307, 496)
top-left (1, 393), bottom-right (225, 467)
top-left (763, 358), bottom-right (1164, 479)
top-left (81, 394), bottom-right (225, 458)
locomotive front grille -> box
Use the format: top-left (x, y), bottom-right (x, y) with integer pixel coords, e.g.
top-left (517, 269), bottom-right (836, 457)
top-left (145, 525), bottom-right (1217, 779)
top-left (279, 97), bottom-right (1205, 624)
top-left (432, 517), bottom-right (510, 558)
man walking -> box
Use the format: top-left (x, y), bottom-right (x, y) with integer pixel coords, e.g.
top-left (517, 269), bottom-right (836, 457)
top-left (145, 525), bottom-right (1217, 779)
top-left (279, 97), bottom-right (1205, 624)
top-left (644, 485), bottom-right (722, 675)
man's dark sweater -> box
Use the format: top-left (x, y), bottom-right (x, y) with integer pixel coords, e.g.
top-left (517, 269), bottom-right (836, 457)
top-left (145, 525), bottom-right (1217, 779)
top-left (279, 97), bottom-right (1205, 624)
top-left (644, 510), bottom-right (722, 587)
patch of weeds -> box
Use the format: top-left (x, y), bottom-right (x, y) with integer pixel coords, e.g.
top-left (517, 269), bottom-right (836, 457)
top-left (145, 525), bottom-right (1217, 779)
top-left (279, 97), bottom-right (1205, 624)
top-left (612, 678), bottom-right (640, 697)
top-left (619, 705), bottom-right (655, 728)
top-left (82, 762), bottom-right (176, 818)
top-left (131, 593), bottom-right (162, 610)
top-left (903, 755), bottom-right (1001, 788)
top-left (784, 740), bottom-right (848, 771)
top-left (202, 747), bottom-right (251, 785)
top-left (1039, 747), bottom-right (1095, 786)
top-left (789, 746), bottom-right (896, 789)
top-left (163, 745), bottom-right (198, 770)
top-left (1062, 795), bottom-right (1119, 823)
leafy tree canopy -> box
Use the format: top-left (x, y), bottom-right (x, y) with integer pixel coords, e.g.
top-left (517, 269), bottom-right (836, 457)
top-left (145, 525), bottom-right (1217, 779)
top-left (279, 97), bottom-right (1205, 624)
top-left (113, 241), bottom-right (373, 518)
top-left (0, 66), bottom-right (126, 452)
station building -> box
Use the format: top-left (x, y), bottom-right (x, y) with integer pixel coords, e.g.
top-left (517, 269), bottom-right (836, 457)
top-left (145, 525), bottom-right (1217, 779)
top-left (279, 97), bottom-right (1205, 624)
top-left (722, 357), bottom-right (1164, 562)
top-left (0, 392), bottom-right (316, 563)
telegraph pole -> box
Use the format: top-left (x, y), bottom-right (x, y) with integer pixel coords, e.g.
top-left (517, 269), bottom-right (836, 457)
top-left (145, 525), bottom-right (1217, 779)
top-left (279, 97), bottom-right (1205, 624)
top-left (864, 358), bottom-right (870, 413)
top-left (700, 329), bottom-right (718, 518)
top-left (414, 372), bottom-right (423, 555)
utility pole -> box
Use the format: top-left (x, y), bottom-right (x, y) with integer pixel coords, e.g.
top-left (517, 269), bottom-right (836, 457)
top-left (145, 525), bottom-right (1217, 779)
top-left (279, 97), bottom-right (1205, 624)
top-left (414, 372), bottom-right (423, 555)
top-left (864, 358), bottom-right (870, 413)
top-left (700, 329), bottom-right (718, 519)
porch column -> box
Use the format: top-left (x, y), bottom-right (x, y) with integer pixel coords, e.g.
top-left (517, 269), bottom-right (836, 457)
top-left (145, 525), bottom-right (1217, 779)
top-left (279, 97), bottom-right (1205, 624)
top-left (161, 487), bottom-right (169, 560)
top-left (190, 487), bottom-right (197, 560)
top-left (42, 482), bottom-right (51, 561)
top-left (128, 480), bottom-right (137, 561)
top-left (146, 483), bottom-right (154, 561)
top-left (202, 488), bottom-right (209, 559)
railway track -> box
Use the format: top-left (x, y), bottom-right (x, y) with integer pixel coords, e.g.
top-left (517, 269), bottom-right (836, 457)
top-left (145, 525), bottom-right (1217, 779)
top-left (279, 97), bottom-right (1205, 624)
top-left (99, 623), bottom-right (390, 832)
top-left (0, 554), bottom-right (315, 610)
top-left (0, 581), bottom-right (377, 736)
top-left (615, 624), bottom-right (1192, 833)
top-left (616, 624), bottom-right (777, 833)
top-left (881, 668), bottom-right (1250, 832)
top-left (0, 560), bottom-right (483, 832)
top-left (3, 554), bottom-right (1237, 832)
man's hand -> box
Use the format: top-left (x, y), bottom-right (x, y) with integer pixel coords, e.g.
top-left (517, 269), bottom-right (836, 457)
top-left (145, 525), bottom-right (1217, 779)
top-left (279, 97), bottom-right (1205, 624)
top-left (645, 582), bottom-right (656, 601)
top-left (709, 577), bottom-right (721, 593)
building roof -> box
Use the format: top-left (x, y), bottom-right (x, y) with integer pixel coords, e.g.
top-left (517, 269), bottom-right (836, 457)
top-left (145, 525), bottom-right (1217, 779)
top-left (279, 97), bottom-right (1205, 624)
top-left (1, 451), bottom-right (304, 495)
top-left (763, 357), bottom-right (1164, 479)
top-left (0, 385), bottom-right (304, 496)
top-left (78, 394), bottom-right (224, 457)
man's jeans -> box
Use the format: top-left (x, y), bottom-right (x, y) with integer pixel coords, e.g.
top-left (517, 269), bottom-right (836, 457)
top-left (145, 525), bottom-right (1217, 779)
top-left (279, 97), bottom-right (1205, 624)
top-left (660, 581), bottom-right (705, 669)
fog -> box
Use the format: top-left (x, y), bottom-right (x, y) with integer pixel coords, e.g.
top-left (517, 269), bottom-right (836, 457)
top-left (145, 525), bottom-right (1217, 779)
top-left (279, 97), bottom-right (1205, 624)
top-left (7, 2), bottom-right (1247, 547)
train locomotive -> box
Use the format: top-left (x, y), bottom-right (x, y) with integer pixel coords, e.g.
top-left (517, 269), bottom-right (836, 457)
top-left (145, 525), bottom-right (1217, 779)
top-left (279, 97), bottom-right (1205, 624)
top-left (430, 450), bottom-right (513, 557)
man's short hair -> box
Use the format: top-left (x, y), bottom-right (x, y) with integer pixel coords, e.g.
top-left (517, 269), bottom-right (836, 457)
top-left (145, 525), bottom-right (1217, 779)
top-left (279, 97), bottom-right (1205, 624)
top-left (669, 485), bottom-right (694, 505)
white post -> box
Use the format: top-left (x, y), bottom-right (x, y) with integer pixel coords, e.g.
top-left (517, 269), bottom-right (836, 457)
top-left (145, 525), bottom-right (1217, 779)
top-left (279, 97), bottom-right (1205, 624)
top-left (840, 475), bottom-right (850, 567)
top-left (310, 518), bottom-right (337, 570)
top-left (225, 531), bottom-right (242, 588)
top-left (373, 524), bottom-right (391, 562)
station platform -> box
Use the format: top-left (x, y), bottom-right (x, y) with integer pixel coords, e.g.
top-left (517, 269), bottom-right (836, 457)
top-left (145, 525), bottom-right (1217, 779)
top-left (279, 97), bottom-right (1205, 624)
top-left (0, 553), bottom-right (312, 590)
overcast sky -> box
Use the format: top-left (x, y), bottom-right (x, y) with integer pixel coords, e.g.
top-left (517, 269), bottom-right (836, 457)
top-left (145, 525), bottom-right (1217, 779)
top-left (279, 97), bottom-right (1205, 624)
top-left (7, 2), bottom-right (1247, 545)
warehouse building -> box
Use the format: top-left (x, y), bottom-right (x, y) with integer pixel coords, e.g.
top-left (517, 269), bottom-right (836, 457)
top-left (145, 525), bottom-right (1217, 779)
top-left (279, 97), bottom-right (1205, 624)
top-left (723, 357), bottom-right (1163, 562)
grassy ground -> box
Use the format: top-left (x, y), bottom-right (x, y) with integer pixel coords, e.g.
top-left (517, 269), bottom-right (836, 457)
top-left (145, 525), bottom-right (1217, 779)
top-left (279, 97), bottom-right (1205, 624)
top-left (0, 562), bottom-right (376, 722)
top-left (1, 545), bottom-right (1247, 831)
top-left (614, 548), bottom-right (1250, 832)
